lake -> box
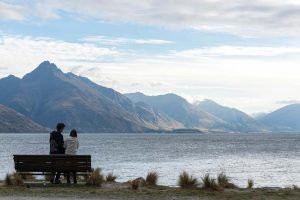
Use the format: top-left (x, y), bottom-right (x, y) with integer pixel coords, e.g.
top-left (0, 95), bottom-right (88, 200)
top-left (0, 133), bottom-right (299, 187)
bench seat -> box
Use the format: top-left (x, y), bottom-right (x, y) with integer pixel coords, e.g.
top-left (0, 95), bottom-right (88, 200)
top-left (13, 155), bottom-right (92, 176)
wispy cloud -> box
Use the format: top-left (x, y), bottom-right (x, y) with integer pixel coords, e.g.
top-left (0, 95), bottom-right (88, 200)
top-left (0, 1), bottom-right (25, 21)
top-left (169, 46), bottom-right (300, 59)
top-left (4, 0), bottom-right (300, 37)
top-left (3, 1), bottom-right (300, 37)
top-left (276, 100), bottom-right (300, 105)
top-left (0, 34), bottom-right (122, 76)
top-left (82, 35), bottom-right (174, 46)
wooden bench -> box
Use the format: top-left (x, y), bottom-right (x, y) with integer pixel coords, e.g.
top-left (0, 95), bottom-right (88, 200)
top-left (13, 155), bottom-right (92, 181)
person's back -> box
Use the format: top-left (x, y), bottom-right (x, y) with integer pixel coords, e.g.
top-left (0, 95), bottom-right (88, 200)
top-left (64, 136), bottom-right (79, 155)
top-left (49, 131), bottom-right (65, 154)
top-left (64, 129), bottom-right (79, 184)
top-left (49, 123), bottom-right (65, 184)
top-left (49, 131), bottom-right (58, 154)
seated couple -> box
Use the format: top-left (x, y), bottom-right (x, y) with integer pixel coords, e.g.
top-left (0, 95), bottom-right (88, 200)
top-left (49, 123), bottom-right (79, 184)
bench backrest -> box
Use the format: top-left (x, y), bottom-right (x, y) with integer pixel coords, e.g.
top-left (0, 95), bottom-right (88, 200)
top-left (14, 155), bottom-right (92, 173)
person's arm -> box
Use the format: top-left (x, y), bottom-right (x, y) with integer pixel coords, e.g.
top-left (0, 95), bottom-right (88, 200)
top-left (49, 131), bottom-right (54, 143)
top-left (57, 134), bottom-right (65, 152)
top-left (77, 139), bottom-right (79, 149)
top-left (63, 140), bottom-right (67, 149)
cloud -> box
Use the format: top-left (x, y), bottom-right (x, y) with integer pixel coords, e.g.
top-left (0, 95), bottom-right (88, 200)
top-left (82, 35), bottom-right (174, 45)
top-left (276, 100), bottom-right (300, 105)
top-left (0, 2), bottom-right (25, 21)
top-left (169, 46), bottom-right (300, 59)
top-left (8, 0), bottom-right (300, 37)
top-left (149, 82), bottom-right (164, 87)
top-left (0, 34), bottom-right (121, 77)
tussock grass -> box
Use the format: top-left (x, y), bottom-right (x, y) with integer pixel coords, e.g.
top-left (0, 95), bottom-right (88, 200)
top-left (4, 174), bottom-right (12, 186)
top-left (292, 185), bottom-right (299, 190)
top-left (247, 179), bottom-right (254, 189)
top-left (86, 168), bottom-right (104, 187)
top-left (217, 172), bottom-right (236, 189)
top-left (177, 171), bottom-right (198, 189)
top-left (201, 174), bottom-right (220, 191)
top-left (145, 171), bottom-right (158, 186)
top-left (4, 172), bottom-right (24, 186)
top-left (106, 172), bottom-right (117, 182)
top-left (131, 179), bottom-right (140, 190)
top-left (21, 173), bottom-right (36, 181)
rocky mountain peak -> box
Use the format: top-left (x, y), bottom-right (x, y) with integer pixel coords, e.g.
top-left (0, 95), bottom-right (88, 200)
top-left (22, 61), bottom-right (64, 81)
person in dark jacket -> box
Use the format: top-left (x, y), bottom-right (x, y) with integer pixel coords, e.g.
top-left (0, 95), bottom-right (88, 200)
top-left (49, 123), bottom-right (65, 184)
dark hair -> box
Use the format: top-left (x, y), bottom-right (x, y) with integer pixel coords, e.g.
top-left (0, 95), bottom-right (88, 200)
top-left (70, 129), bottom-right (77, 138)
top-left (56, 123), bottom-right (65, 131)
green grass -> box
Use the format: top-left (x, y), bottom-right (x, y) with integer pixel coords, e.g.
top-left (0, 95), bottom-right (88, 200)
top-left (177, 171), bottom-right (199, 189)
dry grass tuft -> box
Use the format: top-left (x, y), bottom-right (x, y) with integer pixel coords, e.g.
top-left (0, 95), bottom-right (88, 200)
top-left (146, 171), bottom-right (159, 186)
top-left (177, 171), bottom-right (198, 189)
top-left (292, 185), bottom-right (299, 190)
top-left (4, 172), bottom-right (24, 186)
top-left (131, 179), bottom-right (140, 190)
top-left (4, 173), bottom-right (13, 186)
top-left (201, 174), bottom-right (220, 191)
top-left (21, 173), bottom-right (36, 181)
top-left (247, 179), bottom-right (254, 189)
top-left (217, 172), bottom-right (236, 189)
top-left (106, 172), bottom-right (117, 182)
top-left (86, 168), bottom-right (104, 187)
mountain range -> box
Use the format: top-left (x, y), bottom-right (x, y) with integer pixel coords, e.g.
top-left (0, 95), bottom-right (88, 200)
top-left (0, 61), bottom-right (299, 133)
top-left (0, 104), bottom-right (48, 133)
top-left (0, 61), bottom-right (181, 133)
top-left (125, 92), bottom-right (231, 131)
top-left (195, 100), bottom-right (268, 133)
top-left (258, 104), bottom-right (300, 132)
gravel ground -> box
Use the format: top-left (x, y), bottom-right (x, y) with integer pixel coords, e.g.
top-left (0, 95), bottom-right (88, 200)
top-left (0, 182), bottom-right (299, 200)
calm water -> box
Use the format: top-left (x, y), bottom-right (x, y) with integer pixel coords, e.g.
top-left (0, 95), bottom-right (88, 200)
top-left (0, 133), bottom-right (299, 187)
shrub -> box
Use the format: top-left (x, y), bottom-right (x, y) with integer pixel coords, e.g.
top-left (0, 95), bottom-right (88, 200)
top-left (106, 172), bottom-right (117, 182)
top-left (247, 179), bottom-right (254, 189)
top-left (146, 171), bottom-right (158, 186)
top-left (177, 171), bottom-right (198, 189)
top-left (217, 172), bottom-right (236, 189)
top-left (86, 168), bottom-right (104, 187)
top-left (201, 174), bottom-right (219, 191)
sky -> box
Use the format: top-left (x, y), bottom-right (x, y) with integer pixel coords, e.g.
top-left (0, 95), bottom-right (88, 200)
top-left (1, 0), bottom-right (300, 114)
